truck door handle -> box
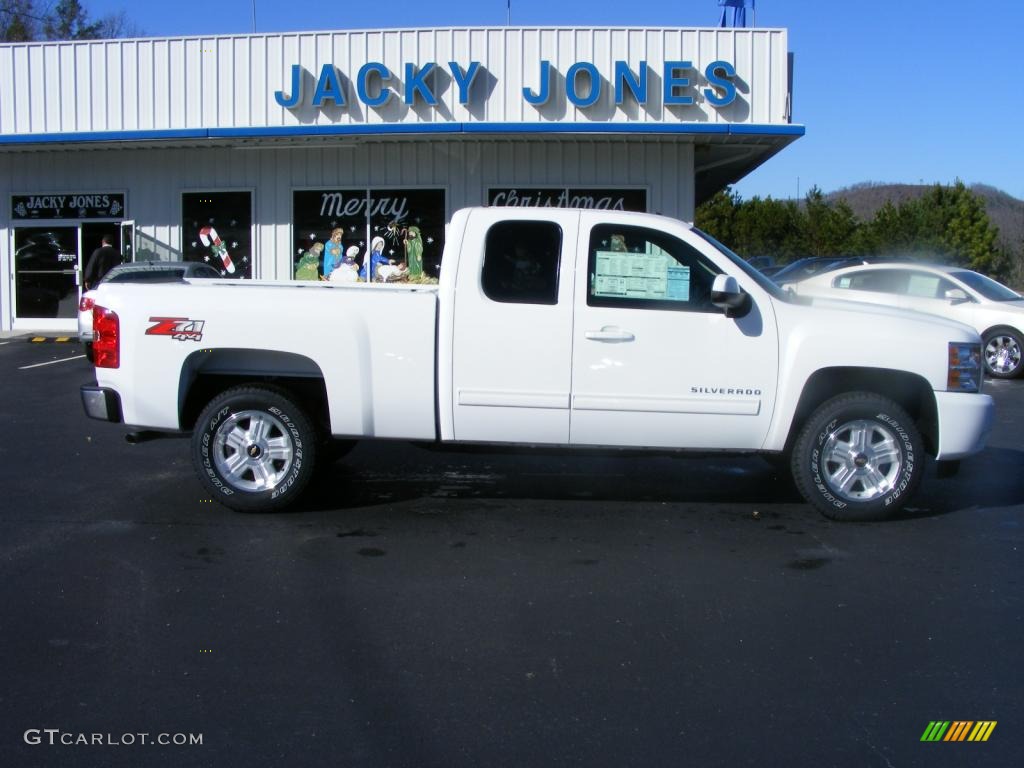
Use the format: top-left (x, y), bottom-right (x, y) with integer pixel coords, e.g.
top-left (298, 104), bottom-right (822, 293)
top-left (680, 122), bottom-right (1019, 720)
top-left (584, 327), bottom-right (635, 342)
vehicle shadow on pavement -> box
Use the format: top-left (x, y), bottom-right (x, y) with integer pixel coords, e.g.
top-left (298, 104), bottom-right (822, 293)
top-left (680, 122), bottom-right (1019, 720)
top-left (300, 444), bottom-right (1024, 521)
top-left (894, 447), bottom-right (1024, 520)
top-left (302, 448), bottom-right (807, 513)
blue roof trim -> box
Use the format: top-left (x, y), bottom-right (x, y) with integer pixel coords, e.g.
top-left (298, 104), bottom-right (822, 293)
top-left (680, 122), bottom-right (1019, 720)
top-left (0, 128), bottom-right (210, 144)
top-left (0, 122), bottom-right (805, 145)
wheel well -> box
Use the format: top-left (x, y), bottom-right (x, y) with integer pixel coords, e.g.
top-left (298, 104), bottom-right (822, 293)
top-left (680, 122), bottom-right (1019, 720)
top-left (788, 368), bottom-right (938, 455)
top-left (178, 349), bottom-right (330, 437)
top-left (981, 324), bottom-right (1022, 340)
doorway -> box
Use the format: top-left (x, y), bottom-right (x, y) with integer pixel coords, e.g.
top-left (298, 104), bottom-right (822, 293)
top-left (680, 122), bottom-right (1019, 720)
top-left (12, 220), bottom-right (122, 325)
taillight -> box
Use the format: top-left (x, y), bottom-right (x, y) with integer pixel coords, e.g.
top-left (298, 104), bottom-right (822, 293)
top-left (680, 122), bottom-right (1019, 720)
top-left (93, 306), bottom-right (120, 369)
top-left (79, 296), bottom-right (95, 312)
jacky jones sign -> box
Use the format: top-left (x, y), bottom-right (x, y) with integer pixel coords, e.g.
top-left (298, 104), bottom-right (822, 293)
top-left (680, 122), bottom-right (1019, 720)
top-left (274, 60), bottom-right (738, 111)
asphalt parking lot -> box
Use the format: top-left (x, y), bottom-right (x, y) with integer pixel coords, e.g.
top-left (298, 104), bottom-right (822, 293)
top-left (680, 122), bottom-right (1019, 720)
top-left (0, 337), bottom-right (1020, 767)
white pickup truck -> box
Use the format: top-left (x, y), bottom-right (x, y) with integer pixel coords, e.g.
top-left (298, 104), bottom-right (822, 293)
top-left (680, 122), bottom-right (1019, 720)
top-left (81, 207), bottom-right (994, 521)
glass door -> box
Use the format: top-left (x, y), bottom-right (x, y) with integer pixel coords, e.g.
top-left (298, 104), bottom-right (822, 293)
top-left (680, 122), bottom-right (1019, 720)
top-left (13, 226), bottom-right (80, 320)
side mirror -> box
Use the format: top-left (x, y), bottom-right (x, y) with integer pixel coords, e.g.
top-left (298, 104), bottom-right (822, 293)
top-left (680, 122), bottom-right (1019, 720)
top-left (944, 288), bottom-right (971, 305)
top-left (711, 274), bottom-right (750, 318)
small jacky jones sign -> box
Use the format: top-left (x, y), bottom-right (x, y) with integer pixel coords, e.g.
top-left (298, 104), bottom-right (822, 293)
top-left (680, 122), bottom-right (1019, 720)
top-left (12, 193), bottom-right (125, 220)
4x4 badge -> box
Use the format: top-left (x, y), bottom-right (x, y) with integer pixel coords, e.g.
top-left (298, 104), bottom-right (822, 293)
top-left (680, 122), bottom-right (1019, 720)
top-left (146, 316), bottom-right (206, 342)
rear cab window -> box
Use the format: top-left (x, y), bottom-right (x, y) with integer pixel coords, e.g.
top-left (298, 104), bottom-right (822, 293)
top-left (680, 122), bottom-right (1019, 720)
top-left (481, 220), bottom-right (562, 305)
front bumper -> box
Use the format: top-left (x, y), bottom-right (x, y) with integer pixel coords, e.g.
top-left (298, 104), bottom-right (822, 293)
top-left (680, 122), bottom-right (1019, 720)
top-left (933, 391), bottom-right (994, 459)
top-left (81, 386), bottom-right (123, 423)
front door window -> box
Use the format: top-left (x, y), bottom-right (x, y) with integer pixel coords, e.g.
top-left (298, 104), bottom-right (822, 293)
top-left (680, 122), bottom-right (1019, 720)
top-left (13, 227), bottom-right (79, 319)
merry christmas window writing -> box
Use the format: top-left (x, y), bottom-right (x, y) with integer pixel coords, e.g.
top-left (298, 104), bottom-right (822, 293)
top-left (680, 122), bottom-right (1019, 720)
top-left (181, 192), bottom-right (253, 279)
top-left (488, 187), bottom-right (647, 213)
top-left (292, 189), bottom-right (445, 283)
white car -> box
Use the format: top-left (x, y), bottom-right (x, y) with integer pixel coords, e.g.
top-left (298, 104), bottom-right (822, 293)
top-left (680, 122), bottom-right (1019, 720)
top-left (78, 261), bottom-right (221, 361)
top-left (790, 263), bottom-right (1024, 378)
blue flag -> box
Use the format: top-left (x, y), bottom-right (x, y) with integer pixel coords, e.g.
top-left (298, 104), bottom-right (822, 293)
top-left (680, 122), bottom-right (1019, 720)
top-left (719, 0), bottom-right (754, 27)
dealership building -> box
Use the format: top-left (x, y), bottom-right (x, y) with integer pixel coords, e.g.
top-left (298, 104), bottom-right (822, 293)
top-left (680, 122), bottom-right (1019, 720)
top-left (0, 25), bottom-right (800, 332)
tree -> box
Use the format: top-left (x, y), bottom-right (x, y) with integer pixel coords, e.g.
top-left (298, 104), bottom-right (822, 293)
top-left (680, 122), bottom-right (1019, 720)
top-left (802, 187), bottom-right (860, 257)
top-left (1, 0), bottom-right (139, 41)
top-left (694, 188), bottom-right (740, 246)
top-left (1, 0), bottom-right (41, 41)
top-left (732, 195), bottom-right (803, 260)
top-left (43, 0), bottom-right (102, 40)
top-left (696, 188), bottom-right (805, 261)
top-left (864, 182), bottom-right (1004, 274)
top-left (937, 182), bottom-right (1002, 273)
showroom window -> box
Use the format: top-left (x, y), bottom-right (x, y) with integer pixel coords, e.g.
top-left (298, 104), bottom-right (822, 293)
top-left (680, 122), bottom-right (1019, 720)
top-left (292, 189), bottom-right (445, 282)
top-left (181, 192), bottom-right (253, 279)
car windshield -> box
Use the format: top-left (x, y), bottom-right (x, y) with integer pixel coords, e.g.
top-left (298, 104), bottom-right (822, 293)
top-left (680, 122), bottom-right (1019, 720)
top-left (690, 228), bottom-right (793, 302)
top-left (950, 270), bottom-right (1022, 302)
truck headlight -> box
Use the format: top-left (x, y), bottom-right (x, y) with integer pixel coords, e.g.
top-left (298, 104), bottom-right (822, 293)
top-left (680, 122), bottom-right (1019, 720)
top-left (948, 342), bottom-right (982, 392)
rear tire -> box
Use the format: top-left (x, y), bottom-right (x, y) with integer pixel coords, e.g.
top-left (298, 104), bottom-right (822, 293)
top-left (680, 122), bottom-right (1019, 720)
top-left (191, 385), bottom-right (317, 512)
top-left (791, 392), bottom-right (924, 521)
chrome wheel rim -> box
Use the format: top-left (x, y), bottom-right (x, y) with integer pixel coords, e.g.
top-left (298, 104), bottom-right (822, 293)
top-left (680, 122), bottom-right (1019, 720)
top-left (212, 410), bottom-right (294, 492)
top-left (985, 334), bottom-right (1021, 375)
top-left (820, 419), bottom-right (902, 502)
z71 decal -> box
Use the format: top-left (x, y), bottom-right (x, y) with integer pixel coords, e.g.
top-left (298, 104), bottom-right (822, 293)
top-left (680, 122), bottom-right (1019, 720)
top-left (146, 317), bottom-right (206, 342)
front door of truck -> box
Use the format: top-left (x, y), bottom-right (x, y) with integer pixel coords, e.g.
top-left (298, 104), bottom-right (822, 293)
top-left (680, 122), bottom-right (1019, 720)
top-left (449, 210), bottom-right (579, 444)
top-left (569, 218), bottom-right (779, 450)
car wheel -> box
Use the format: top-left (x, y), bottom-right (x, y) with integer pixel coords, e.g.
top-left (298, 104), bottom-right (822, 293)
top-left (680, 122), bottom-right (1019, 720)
top-left (791, 392), bottom-right (924, 521)
top-left (84, 342), bottom-right (94, 363)
top-left (982, 328), bottom-right (1023, 379)
top-left (191, 385), bottom-right (317, 512)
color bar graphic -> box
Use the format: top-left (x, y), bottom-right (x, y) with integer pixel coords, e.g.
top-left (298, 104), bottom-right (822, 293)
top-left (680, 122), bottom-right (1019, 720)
top-left (921, 721), bottom-right (996, 742)
top-left (921, 721), bottom-right (950, 742)
top-left (968, 722), bottom-right (997, 742)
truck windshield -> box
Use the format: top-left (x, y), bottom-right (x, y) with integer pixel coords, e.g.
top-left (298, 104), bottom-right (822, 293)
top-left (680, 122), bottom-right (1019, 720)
top-left (690, 228), bottom-right (793, 302)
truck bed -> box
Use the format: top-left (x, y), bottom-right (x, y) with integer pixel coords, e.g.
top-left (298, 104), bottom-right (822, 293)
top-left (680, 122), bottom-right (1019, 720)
top-left (92, 279), bottom-right (440, 439)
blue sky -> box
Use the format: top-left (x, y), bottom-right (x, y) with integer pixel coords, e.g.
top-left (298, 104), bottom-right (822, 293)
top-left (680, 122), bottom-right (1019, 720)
top-left (84, 0), bottom-right (1024, 202)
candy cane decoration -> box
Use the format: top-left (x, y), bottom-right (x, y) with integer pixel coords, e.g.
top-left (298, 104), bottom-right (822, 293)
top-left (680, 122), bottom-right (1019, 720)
top-left (198, 226), bottom-right (236, 274)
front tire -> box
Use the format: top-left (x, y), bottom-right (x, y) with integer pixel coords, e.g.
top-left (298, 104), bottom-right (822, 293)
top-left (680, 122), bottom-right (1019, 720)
top-left (982, 327), bottom-right (1023, 379)
top-left (191, 385), bottom-right (317, 512)
top-left (791, 392), bottom-right (924, 521)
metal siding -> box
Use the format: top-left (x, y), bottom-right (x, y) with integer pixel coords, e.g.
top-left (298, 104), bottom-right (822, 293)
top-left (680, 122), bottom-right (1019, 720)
top-left (38, 47), bottom-right (55, 131)
top-left (0, 28), bottom-right (792, 135)
top-left (105, 43), bottom-right (121, 131)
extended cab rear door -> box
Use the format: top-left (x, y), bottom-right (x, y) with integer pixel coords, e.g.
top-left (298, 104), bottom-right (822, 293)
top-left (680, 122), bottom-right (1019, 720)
top-left (448, 209), bottom-right (579, 444)
top-left (568, 214), bottom-right (779, 450)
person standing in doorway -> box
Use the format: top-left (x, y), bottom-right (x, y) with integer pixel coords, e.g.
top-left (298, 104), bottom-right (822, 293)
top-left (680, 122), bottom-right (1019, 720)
top-left (84, 234), bottom-right (122, 290)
